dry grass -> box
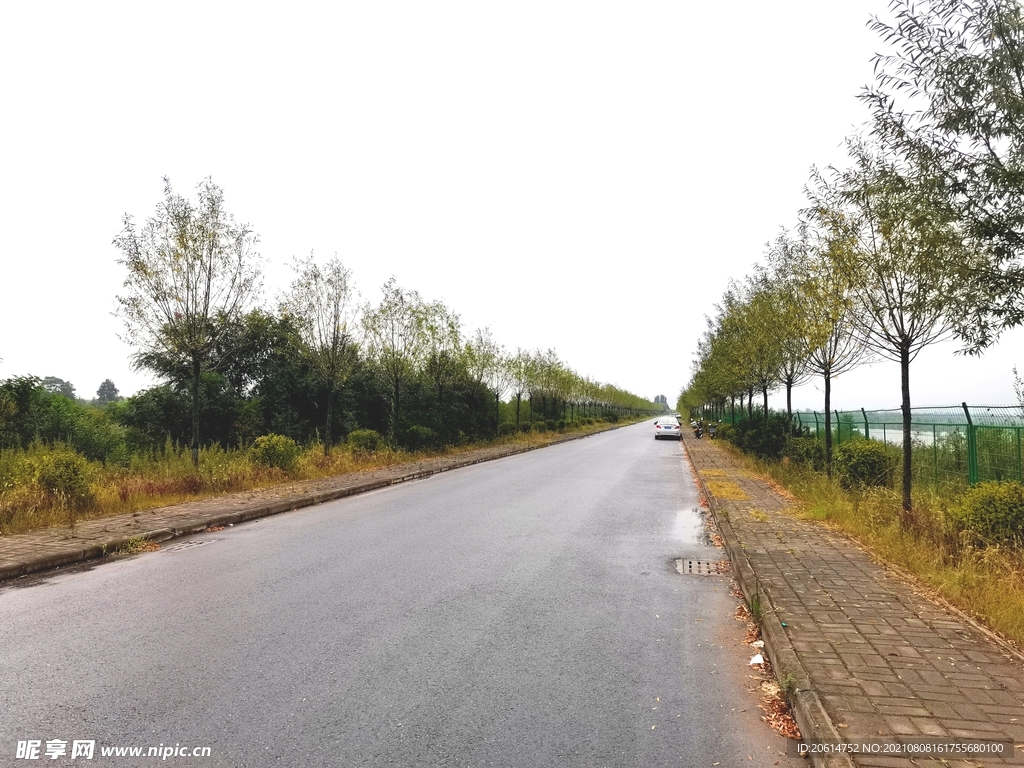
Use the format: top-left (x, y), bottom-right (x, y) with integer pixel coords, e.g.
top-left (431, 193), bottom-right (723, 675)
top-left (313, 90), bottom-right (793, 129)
top-left (705, 479), bottom-right (750, 501)
top-left (700, 468), bottom-right (729, 479)
top-left (0, 420), bottom-right (632, 537)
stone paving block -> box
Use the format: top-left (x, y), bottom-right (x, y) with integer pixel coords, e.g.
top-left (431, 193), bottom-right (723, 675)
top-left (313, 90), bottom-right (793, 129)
top-left (883, 716), bottom-right (920, 735)
top-left (979, 704), bottom-right (1024, 717)
top-left (986, 691), bottom-right (1024, 708)
top-left (858, 680), bottom-right (889, 697)
top-left (941, 721), bottom-right (1010, 736)
top-left (909, 718), bottom-right (950, 738)
top-left (876, 705), bottom-right (934, 718)
top-left (962, 688), bottom-right (1000, 705)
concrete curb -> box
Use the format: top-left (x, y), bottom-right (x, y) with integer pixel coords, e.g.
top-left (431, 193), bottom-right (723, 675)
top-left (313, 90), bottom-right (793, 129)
top-left (0, 420), bottom-right (641, 584)
top-left (683, 440), bottom-right (855, 768)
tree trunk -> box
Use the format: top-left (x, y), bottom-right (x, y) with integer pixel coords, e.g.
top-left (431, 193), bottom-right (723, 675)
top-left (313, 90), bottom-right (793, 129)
top-left (393, 380), bottom-right (401, 446)
top-left (495, 392), bottom-right (500, 435)
top-left (786, 378), bottom-right (793, 421)
top-left (190, 356), bottom-right (201, 468)
top-left (900, 344), bottom-right (913, 520)
top-left (437, 385), bottom-right (444, 433)
top-left (730, 395), bottom-right (735, 425)
top-left (762, 386), bottom-right (768, 420)
top-left (747, 388), bottom-right (754, 420)
top-left (324, 385), bottom-right (334, 455)
top-left (515, 394), bottom-right (521, 428)
top-left (824, 369), bottom-right (832, 479)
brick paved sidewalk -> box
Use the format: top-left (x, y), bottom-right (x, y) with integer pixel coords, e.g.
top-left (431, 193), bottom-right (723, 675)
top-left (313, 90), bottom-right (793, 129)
top-left (684, 434), bottom-right (1024, 767)
top-left (0, 433), bottom-right (601, 583)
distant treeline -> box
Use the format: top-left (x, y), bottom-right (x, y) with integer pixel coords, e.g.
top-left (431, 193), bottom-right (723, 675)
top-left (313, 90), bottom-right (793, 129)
top-left (0, 312), bottom-right (655, 463)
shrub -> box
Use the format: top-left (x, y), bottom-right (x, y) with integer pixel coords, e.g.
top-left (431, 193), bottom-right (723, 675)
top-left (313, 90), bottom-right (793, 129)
top-left (249, 434), bottom-right (300, 473)
top-left (833, 439), bottom-right (898, 490)
top-left (951, 481), bottom-right (1024, 545)
top-left (555, 419), bottom-right (566, 431)
top-left (545, 419), bottom-right (557, 432)
top-left (498, 423), bottom-right (516, 437)
top-left (729, 413), bottom-right (799, 460)
top-left (347, 429), bottom-right (383, 453)
top-left (404, 425), bottom-right (438, 451)
top-left (715, 423), bottom-right (734, 442)
top-left (32, 448), bottom-right (94, 508)
top-left (518, 422), bottom-right (532, 433)
top-left (535, 422), bottom-right (547, 433)
top-left (604, 414), bottom-right (618, 423)
top-left (785, 437), bottom-right (826, 472)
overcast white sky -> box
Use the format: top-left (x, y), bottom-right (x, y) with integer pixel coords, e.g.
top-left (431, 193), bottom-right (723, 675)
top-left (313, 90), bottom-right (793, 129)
top-left (0, 1), bottom-right (1017, 411)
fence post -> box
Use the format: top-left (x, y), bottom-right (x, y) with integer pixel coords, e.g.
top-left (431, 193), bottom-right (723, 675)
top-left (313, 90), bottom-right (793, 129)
top-left (1017, 427), bottom-right (1022, 483)
top-left (835, 410), bottom-right (841, 446)
top-left (962, 402), bottom-right (978, 485)
top-left (861, 408), bottom-right (869, 440)
top-left (933, 424), bottom-right (938, 486)
top-left (813, 411), bottom-right (819, 440)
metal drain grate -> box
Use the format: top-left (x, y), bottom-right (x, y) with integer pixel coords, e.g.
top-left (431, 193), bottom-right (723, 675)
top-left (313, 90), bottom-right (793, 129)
top-left (163, 539), bottom-right (216, 553)
top-left (675, 559), bottom-right (728, 575)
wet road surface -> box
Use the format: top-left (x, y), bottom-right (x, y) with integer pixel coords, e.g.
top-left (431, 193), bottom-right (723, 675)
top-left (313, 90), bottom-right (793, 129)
top-left (0, 423), bottom-right (803, 767)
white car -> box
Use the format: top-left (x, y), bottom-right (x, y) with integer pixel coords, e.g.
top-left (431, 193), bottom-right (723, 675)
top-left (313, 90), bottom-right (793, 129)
top-left (653, 417), bottom-right (682, 440)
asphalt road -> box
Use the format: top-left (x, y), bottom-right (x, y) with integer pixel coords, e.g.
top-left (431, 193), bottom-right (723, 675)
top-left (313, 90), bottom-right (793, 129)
top-left (0, 423), bottom-right (803, 767)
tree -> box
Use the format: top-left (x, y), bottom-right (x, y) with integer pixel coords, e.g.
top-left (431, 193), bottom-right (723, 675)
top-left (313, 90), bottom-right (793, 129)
top-left (506, 348), bottom-right (535, 429)
top-left (41, 376), bottom-right (76, 400)
top-left (530, 349), bottom-right (563, 422)
top-left (467, 328), bottom-right (508, 432)
top-left (114, 177), bottom-right (261, 466)
top-left (863, 0), bottom-right (1024, 345)
top-left (733, 277), bottom-right (787, 419)
top-left (764, 230), bottom-right (813, 419)
top-left (420, 299), bottom-right (463, 435)
top-left (362, 278), bottom-right (426, 445)
top-left (95, 379), bottom-right (121, 404)
top-left (797, 203), bottom-right (871, 476)
top-left (281, 253), bottom-right (360, 453)
top-left (827, 141), bottom-right (983, 517)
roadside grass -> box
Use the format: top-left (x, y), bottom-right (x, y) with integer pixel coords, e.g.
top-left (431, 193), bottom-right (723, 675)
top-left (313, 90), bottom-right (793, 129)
top-left (110, 536), bottom-right (162, 555)
top-left (714, 442), bottom-right (1024, 647)
top-left (0, 418), bottom-right (638, 537)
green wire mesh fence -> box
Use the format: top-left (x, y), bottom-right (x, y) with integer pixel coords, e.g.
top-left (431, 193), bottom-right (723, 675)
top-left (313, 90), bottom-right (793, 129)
top-left (789, 405), bottom-right (1024, 487)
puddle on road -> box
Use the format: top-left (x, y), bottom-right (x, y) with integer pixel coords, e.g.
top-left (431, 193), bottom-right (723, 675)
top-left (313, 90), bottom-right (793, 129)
top-left (673, 507), bottom-right (713, 546)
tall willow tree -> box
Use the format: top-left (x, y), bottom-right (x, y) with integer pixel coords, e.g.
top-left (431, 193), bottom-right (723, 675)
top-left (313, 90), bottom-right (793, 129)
top-left (362, 279), bottom-right (426, 446)
top-left (467, 328), bottom-right (508, 432)
top-left (281, 253), bottom-right (359, 454)
top-left (114, 178), bottom-right (261, 467)
top-left (764, 230), bottom-right (812, 420)
top-left (798, 199), bottom-right (871, 476)
top-left (832, 141), bottom-right (984, 518)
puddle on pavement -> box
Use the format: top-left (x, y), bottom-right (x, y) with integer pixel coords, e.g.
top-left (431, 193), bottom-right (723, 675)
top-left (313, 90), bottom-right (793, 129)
top-left (673, 507), bottom-right (713, 546)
